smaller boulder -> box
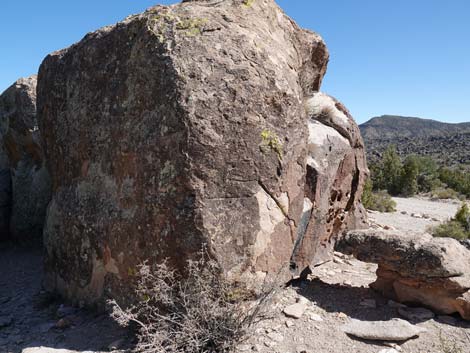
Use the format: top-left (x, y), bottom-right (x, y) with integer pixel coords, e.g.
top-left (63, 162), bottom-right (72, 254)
top-left (336, 229), bottom-right (470, 320)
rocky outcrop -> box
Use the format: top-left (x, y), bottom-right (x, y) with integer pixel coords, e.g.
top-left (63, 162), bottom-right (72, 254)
top-left (38, 0), bottom-right (366, 305)
top-left (336, 229), bottom-right (470, 320)
top-left (0, 76), bottom-right (51, 242)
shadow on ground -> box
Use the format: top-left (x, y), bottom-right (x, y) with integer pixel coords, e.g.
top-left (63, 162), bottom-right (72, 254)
top-left (0, 244), bottom-right (135, 353)
top-left (294, 277), bottom-right (470, 329)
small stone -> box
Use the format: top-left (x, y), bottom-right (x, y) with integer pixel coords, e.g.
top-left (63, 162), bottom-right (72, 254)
top-left (360, 299), bottom-right (377, 308)
top-left (108, 338), bottom-right (125, 350)
top-left (284, 303), bottom-right (307, 319)
top-left (326, 271), bottom-right (336, 276)
top-left (267, 332), bottom-right (284, 343)
top-left (398, 307), bottom-right (434, 321)
top-left (309, 313), bottom-right (323, 322)
top-left (285, 320), bottom-right (295, 328)
top-left (343, 280), bottom-right (353, 286)
top-left (401, 211), bottom-right (407, 215)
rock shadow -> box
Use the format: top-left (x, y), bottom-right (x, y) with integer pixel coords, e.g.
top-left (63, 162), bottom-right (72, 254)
top-left (0, 246), bottom-right (135, 353)
top-left (293, 277), bottom-right (470, 329)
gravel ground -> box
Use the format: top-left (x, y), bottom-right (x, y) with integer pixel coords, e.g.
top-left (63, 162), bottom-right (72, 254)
top-left (369, 197), bottom-right (462, 233)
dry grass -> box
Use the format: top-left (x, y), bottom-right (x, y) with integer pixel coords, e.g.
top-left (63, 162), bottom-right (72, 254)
top-left (108, 252), bottom-right (279, 353)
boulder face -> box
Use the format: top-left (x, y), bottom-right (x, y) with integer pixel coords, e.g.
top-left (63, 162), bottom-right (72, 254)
top-left (0, 76), bottom-right (51, 242)
top-left (38, 0), bottom-right (366, 305)
top-left (337, 229), bottom-right (470, 320)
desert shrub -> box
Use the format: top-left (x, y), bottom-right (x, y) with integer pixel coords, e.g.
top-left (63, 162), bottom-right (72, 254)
top-left (432, 203), bottom-right (470, 240)
top-left (431, 188), bottom-right (460, 200)
top-left (432, 220), bottom-right (468, 240)
top-left (439, 167), bottom-right (470, 198)
top-left (108, 254), bottom-right (277, 353)
top-left (454, 203), bottom-right (470, 231)
top-left (362, 184), bottom-right (396, 213)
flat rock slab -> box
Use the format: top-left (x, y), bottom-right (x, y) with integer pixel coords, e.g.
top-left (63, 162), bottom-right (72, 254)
top-left (342, 318), bottom-right (426, 341)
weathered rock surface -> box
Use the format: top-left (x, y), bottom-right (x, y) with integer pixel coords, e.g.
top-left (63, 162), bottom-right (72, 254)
top-left (342, 318), bottom-right (426, 341)
top-left (0, 76), bottom-right (51, 242)
top-left (38, 0), bottom-right (366, 305)
top-left (336, 229), bottom-right (470, 320)
top-left (292, 92), bottom-right (368, 269)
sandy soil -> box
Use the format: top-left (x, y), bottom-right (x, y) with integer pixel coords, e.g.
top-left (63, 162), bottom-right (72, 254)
top-left (369, 197), bottom-right (461, 233)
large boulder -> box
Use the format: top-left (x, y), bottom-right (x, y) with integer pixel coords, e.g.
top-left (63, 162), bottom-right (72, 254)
top-left (336, 229), bottom-right (470, 320)
top-left (38, 0), bottom-right (366, 305)
top-left (0, 76), bottom-right (51, 242)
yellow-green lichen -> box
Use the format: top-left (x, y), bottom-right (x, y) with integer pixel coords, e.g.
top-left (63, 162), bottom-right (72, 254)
top-left (146, 11), bottom-right (206, 42)
top-left (260, 129), bottom-right (283, 161)
top-left (175, 17), bottom-right (207, 36)
top-left (242, 0), bottom-right (255, 7)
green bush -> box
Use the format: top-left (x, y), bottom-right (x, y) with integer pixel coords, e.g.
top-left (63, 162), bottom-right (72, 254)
top-left (432, 220), bottom-right (468, 240)
top-left (431, 188), bottom-right (460, 200)
top-left (432, 203), bottom-right (470, 240)
top-left (362, 183), bottom-right (396, 213)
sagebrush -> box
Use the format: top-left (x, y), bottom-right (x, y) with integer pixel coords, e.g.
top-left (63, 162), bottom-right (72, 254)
top-left (108, 254), bottom-right (278, 353)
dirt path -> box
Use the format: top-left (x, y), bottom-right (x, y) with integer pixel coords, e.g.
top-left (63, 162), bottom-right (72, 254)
top-left (0, 245), bottom-right (131, 353)
top-left (369, 197), bottom-right (461, 233)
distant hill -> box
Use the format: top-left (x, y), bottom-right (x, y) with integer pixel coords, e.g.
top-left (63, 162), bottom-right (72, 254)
top-left (360, 115), bottom-right (470, 166)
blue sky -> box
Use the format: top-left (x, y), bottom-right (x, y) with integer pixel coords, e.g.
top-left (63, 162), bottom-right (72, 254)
top-left (1, 0), bottom-right (469, 124)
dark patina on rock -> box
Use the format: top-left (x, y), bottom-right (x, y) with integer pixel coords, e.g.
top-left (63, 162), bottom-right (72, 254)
top-left (38, 0), bottom-right (366, 305)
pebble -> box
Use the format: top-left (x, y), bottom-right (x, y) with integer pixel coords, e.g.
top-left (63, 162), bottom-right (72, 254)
top-left (267, 332), bottom-right (284, 343)
top-left (285, 320), bottom-right (295, 328)
top-left (283, 303), bottom-right (307, 319)
top-left (309, 313), bottom-right (323, 322)
top-left (108, 338), bottom-right (125, 350)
